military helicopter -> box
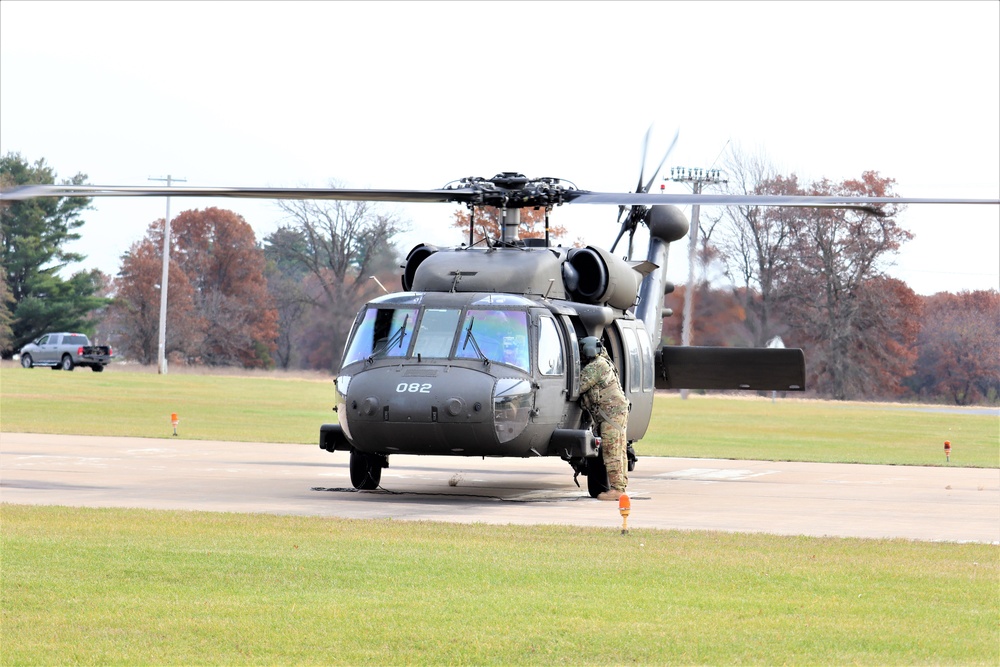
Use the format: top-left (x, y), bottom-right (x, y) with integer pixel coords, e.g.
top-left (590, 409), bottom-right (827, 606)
top-left (4, 141), bottom-right (998, 497)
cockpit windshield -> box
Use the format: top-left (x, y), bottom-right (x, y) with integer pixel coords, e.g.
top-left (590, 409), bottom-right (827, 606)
top-left (411, 308), bottom-right (462, 358)
top-left (455, 309), bottom-right (529, 371)
top-left (342, 305), bottom-right (530, 372)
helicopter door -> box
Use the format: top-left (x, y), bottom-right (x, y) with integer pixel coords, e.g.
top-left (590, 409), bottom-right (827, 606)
top-left (617, 322), bottom-right (654, 441)
top-left (532, 313), bottom-right (567, 428)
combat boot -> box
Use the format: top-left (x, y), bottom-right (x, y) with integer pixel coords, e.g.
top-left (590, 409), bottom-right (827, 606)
top-left (597, 489), bottom-right (623, 501)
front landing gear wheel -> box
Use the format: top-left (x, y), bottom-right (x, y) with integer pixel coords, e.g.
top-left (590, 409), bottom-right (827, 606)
top-left (586, 451), bottom-right (610, 499)
top-left (350, 451), bottom-right (386, 490)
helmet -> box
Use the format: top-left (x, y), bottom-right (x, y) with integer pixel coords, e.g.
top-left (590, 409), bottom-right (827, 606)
top-left (580, 336), bottom-right (602, 360)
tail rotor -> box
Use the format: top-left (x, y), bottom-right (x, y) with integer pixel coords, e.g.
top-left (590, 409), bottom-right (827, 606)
top-left (611, 127), bottom-right (680, 258)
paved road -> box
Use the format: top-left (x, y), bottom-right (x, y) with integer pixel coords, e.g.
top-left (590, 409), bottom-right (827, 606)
top-left (2, 432), bottom-right (997, 543)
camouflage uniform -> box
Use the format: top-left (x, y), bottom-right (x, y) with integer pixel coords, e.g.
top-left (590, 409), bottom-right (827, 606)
top-left (579, 351), bottom-right (629, 491)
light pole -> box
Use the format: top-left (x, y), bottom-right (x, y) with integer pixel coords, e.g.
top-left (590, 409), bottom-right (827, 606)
top-left (667, 167), bottom-right (727, 399)
top-left (149, 175), bottom-right (186, 375)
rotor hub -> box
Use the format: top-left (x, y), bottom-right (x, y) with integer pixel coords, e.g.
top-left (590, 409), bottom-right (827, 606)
top-left (445, 173), bottom-right (577, 209)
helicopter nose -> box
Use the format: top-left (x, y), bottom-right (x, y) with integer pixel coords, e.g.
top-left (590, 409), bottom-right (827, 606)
top-left (343, 366), bottom-right (501, 455)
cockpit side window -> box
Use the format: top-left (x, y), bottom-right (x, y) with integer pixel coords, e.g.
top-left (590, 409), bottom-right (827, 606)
top-left (455, 309), bottom-right (530, 371)
top-left (537, 316), bottom-right (564, 376)
top-left (342, 307), bottom-right (418, 366)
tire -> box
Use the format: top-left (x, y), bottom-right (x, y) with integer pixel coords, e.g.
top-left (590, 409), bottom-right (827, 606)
top-left (20, 354), bottom-right (33, 369)
top-left (60, 355), bottom-right (74, 371)
top-left (349, 451), bottom-right (385, 490)
top-left (586, 449), bottom-right (610, 498)
top-left (92, 365), bottom-right (105, 373)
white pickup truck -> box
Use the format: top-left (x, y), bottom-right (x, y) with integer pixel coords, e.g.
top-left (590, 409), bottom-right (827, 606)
top-left (19, 332), bottom-right (113, 372)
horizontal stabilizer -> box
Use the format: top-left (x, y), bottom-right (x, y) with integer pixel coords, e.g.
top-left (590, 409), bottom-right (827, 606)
top-left (655, 346), bottom-right (805, 391)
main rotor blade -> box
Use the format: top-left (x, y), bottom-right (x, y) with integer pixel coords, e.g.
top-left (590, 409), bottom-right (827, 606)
top-left (0, 184), bottom-right (481, 204)
top-left (3, 184), bottom-right (997, 210)
top-left (566, 192), bottom-right (1000, 208)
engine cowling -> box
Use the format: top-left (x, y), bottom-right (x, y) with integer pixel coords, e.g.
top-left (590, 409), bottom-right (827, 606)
top-left (401, 244), bottom-right (439, 291)
top-left (563, 245), bottom-right (645, 311)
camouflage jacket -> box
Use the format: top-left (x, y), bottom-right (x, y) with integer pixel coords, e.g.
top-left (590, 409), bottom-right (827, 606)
top-left (579, 352), bottom-right (628, 425)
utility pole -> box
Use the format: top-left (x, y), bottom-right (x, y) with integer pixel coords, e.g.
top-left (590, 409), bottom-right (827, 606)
top-left (667, 167), bottom-right (727, 399)
top-left (149, 175), bottom-right (186, 375)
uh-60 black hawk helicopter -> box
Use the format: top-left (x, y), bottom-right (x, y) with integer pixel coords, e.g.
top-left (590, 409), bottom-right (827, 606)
top-left (4, 141), bottom-right (997, 497)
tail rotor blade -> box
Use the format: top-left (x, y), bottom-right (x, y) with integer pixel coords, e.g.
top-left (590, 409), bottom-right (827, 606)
top-left (642, 128), bottom-right (679, 194)
top-left (635, 125), bottom-right (653, 194)
top-left (610, 219), bottom-right (629, 254)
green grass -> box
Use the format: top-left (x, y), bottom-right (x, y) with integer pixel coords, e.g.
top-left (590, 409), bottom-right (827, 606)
top-left (640, 394), bottom-right (999, 467)
top-left (0, 365), bottom-right (333, 444)
top-left (2, 364), bottom-right (997, 466)
top-left (3, 505), bottom-right (997, 666)
top-left (2, 367), bottom-right (999, 664)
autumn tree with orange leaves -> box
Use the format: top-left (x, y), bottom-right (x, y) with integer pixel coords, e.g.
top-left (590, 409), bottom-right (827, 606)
top-left (109, 208), bottom-right (278, 368)
top-left (107, 234), bottom-right (198, 365)
top-left (713, 152), bottom-right (920, 399)
top-left (777, 172), bottom-right (914, 399)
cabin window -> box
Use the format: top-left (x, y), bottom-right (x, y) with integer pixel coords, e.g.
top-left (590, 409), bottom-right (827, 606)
top-left (537, 316), bottom-right (564, 376)
top-left (637, 328), bottom-right (654, 391)
top-left (411, 308), bottom-right (461, 358)
top-left (622, 326), bottom-right (642, 393)
top-left (342, 307), bottom-right (418, 366)
top-left (455, 309), bottom-right (530, 371)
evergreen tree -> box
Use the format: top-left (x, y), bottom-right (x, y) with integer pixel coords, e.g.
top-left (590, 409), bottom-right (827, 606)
top-left (0, 153), bottom-right (105, 354)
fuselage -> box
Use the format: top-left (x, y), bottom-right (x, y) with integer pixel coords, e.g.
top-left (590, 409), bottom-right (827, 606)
top-left (334, 289), bottom-right (656, 458)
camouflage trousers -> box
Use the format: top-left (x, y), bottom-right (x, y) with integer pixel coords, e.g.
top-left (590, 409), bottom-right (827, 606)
top-left (598, 417), bottom-right (628, 491)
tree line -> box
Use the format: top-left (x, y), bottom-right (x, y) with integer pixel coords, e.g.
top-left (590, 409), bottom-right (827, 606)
top-left (2, 151), bottom-right (997, 404)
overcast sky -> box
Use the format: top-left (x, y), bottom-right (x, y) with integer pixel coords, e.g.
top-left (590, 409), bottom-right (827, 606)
top-left (2, 1), bottom-right (998, 295)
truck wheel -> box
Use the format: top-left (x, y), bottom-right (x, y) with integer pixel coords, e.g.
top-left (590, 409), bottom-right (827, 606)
top-left (60, 355), bottom-right (74, 371)
top-left (586, 450), bottom-right (611, 498)
top-left (349, 451), bottom-right (385, 490)
top-left (92, 365), bottom-right (105, 373)
top-left (20, 354), bottom-right (33, 369)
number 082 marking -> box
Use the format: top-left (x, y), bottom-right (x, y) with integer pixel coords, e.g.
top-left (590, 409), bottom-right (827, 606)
top-left (396, 382), bottom-right (432, 393)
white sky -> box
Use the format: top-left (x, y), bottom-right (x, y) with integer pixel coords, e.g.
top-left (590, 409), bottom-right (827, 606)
top-left (2, 0), bottom-right (998, 295)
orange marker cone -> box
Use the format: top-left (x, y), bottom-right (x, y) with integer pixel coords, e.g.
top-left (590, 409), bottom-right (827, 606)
top-left (618, 493), bottom-right (631, 535)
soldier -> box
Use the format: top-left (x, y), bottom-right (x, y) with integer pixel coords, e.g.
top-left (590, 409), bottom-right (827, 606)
top-left (578, 336), bottom-right (629, 501)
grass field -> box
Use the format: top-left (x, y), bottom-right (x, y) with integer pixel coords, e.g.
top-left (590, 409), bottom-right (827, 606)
top-left (2, 364), bottom-right (998, 664)
top-left (3, 505), bottom-right (997, 665)
top-left (2, 364), bottom-right (997, 466)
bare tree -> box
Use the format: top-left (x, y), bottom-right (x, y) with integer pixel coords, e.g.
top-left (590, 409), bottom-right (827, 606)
top-left (715, 147), bottom-right (800, 347)
top-left (268, 194), bottom-right (407, 370)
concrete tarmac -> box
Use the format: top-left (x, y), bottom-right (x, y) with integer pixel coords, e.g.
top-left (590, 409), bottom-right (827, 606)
top-left (2, 432), bottom-right (997, 543)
